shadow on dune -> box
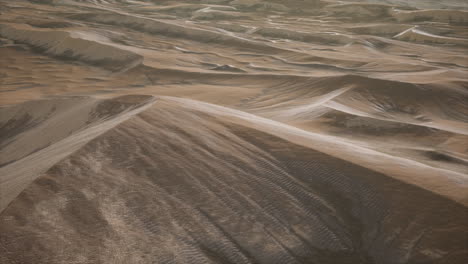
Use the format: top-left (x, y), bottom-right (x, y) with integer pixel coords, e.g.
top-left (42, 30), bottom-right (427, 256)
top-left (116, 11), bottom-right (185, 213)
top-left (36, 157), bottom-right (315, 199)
top-left (0, 97), bottom-right (466, 264)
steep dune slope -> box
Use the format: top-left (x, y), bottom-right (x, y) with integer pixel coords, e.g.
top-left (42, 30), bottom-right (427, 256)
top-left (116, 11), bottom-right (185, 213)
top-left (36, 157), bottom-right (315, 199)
top-left (0, 23), bottom-right (143, 71)
top-left (0, 95), bottom-right (155, 213)
top-left (242, 75), bottom-right (468, 134)
top-left (1, 0), bottom-right (467, 263)
top-left (1, 97), bottom-right (467, 264)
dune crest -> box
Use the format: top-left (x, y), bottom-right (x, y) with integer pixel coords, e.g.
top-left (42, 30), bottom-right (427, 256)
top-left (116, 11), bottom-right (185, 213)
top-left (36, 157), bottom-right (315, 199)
top-left (1, 97), bottom-right (467, 264)
top-left (0, 95), bottom-right (155, 213)
top-left (0, 24), bottom-right (143, 71)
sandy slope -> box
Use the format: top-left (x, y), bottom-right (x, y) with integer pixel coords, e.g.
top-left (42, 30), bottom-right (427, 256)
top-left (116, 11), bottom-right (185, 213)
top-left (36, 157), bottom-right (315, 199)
top-left (1, 97), bottom-right (467, 264)
top-left (1, 0), bottom-right (468, 263)
top-left (0, 95), bottom-right (155, 213)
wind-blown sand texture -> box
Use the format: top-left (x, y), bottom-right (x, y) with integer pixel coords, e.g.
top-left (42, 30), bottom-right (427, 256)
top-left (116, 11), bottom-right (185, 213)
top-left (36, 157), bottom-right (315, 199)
top-left (0, 0), bottom-right (467, 263)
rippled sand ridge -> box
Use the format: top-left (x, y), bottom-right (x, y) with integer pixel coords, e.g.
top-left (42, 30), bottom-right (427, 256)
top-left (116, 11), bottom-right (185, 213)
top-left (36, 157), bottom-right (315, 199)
top-left (1, 0), bottom-right (467, 263)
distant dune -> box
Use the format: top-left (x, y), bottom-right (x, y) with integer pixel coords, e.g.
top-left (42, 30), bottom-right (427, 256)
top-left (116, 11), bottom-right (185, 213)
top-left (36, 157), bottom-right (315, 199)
top-left (1, 0), bottom-right (467, 263)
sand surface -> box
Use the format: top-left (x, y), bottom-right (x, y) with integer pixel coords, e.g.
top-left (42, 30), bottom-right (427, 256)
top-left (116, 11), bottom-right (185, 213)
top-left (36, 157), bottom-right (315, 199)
top-left (0, 0), bottom-right (467, 263)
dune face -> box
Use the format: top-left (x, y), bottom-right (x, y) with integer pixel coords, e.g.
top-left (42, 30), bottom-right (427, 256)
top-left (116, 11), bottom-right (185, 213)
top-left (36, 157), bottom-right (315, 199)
top-left (1, 98), bottom-right (467, 264)
top-left (0, 0), bottom-right (467, 264)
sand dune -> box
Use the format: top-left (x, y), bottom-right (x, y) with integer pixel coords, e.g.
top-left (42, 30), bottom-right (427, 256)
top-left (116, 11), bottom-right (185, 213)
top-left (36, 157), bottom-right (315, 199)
top-left (66, 12), bottom-right (282, 53)
top-left (0, 23), bottom-right (143, 71)
top-left (1, 0), bottom-right (467, 263)
top-left (1, 97), bottom-right (467, 264)
top-left (0, 95), bottom-right (154, 213)
top-left (240, 74), bottom-right (468, 133)
top-left (394, 27), bottom-right (468, 46)
top-left (325, 2), bottom-right (395, 21)
top-left (391, 9), bottom-right (468, 25)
